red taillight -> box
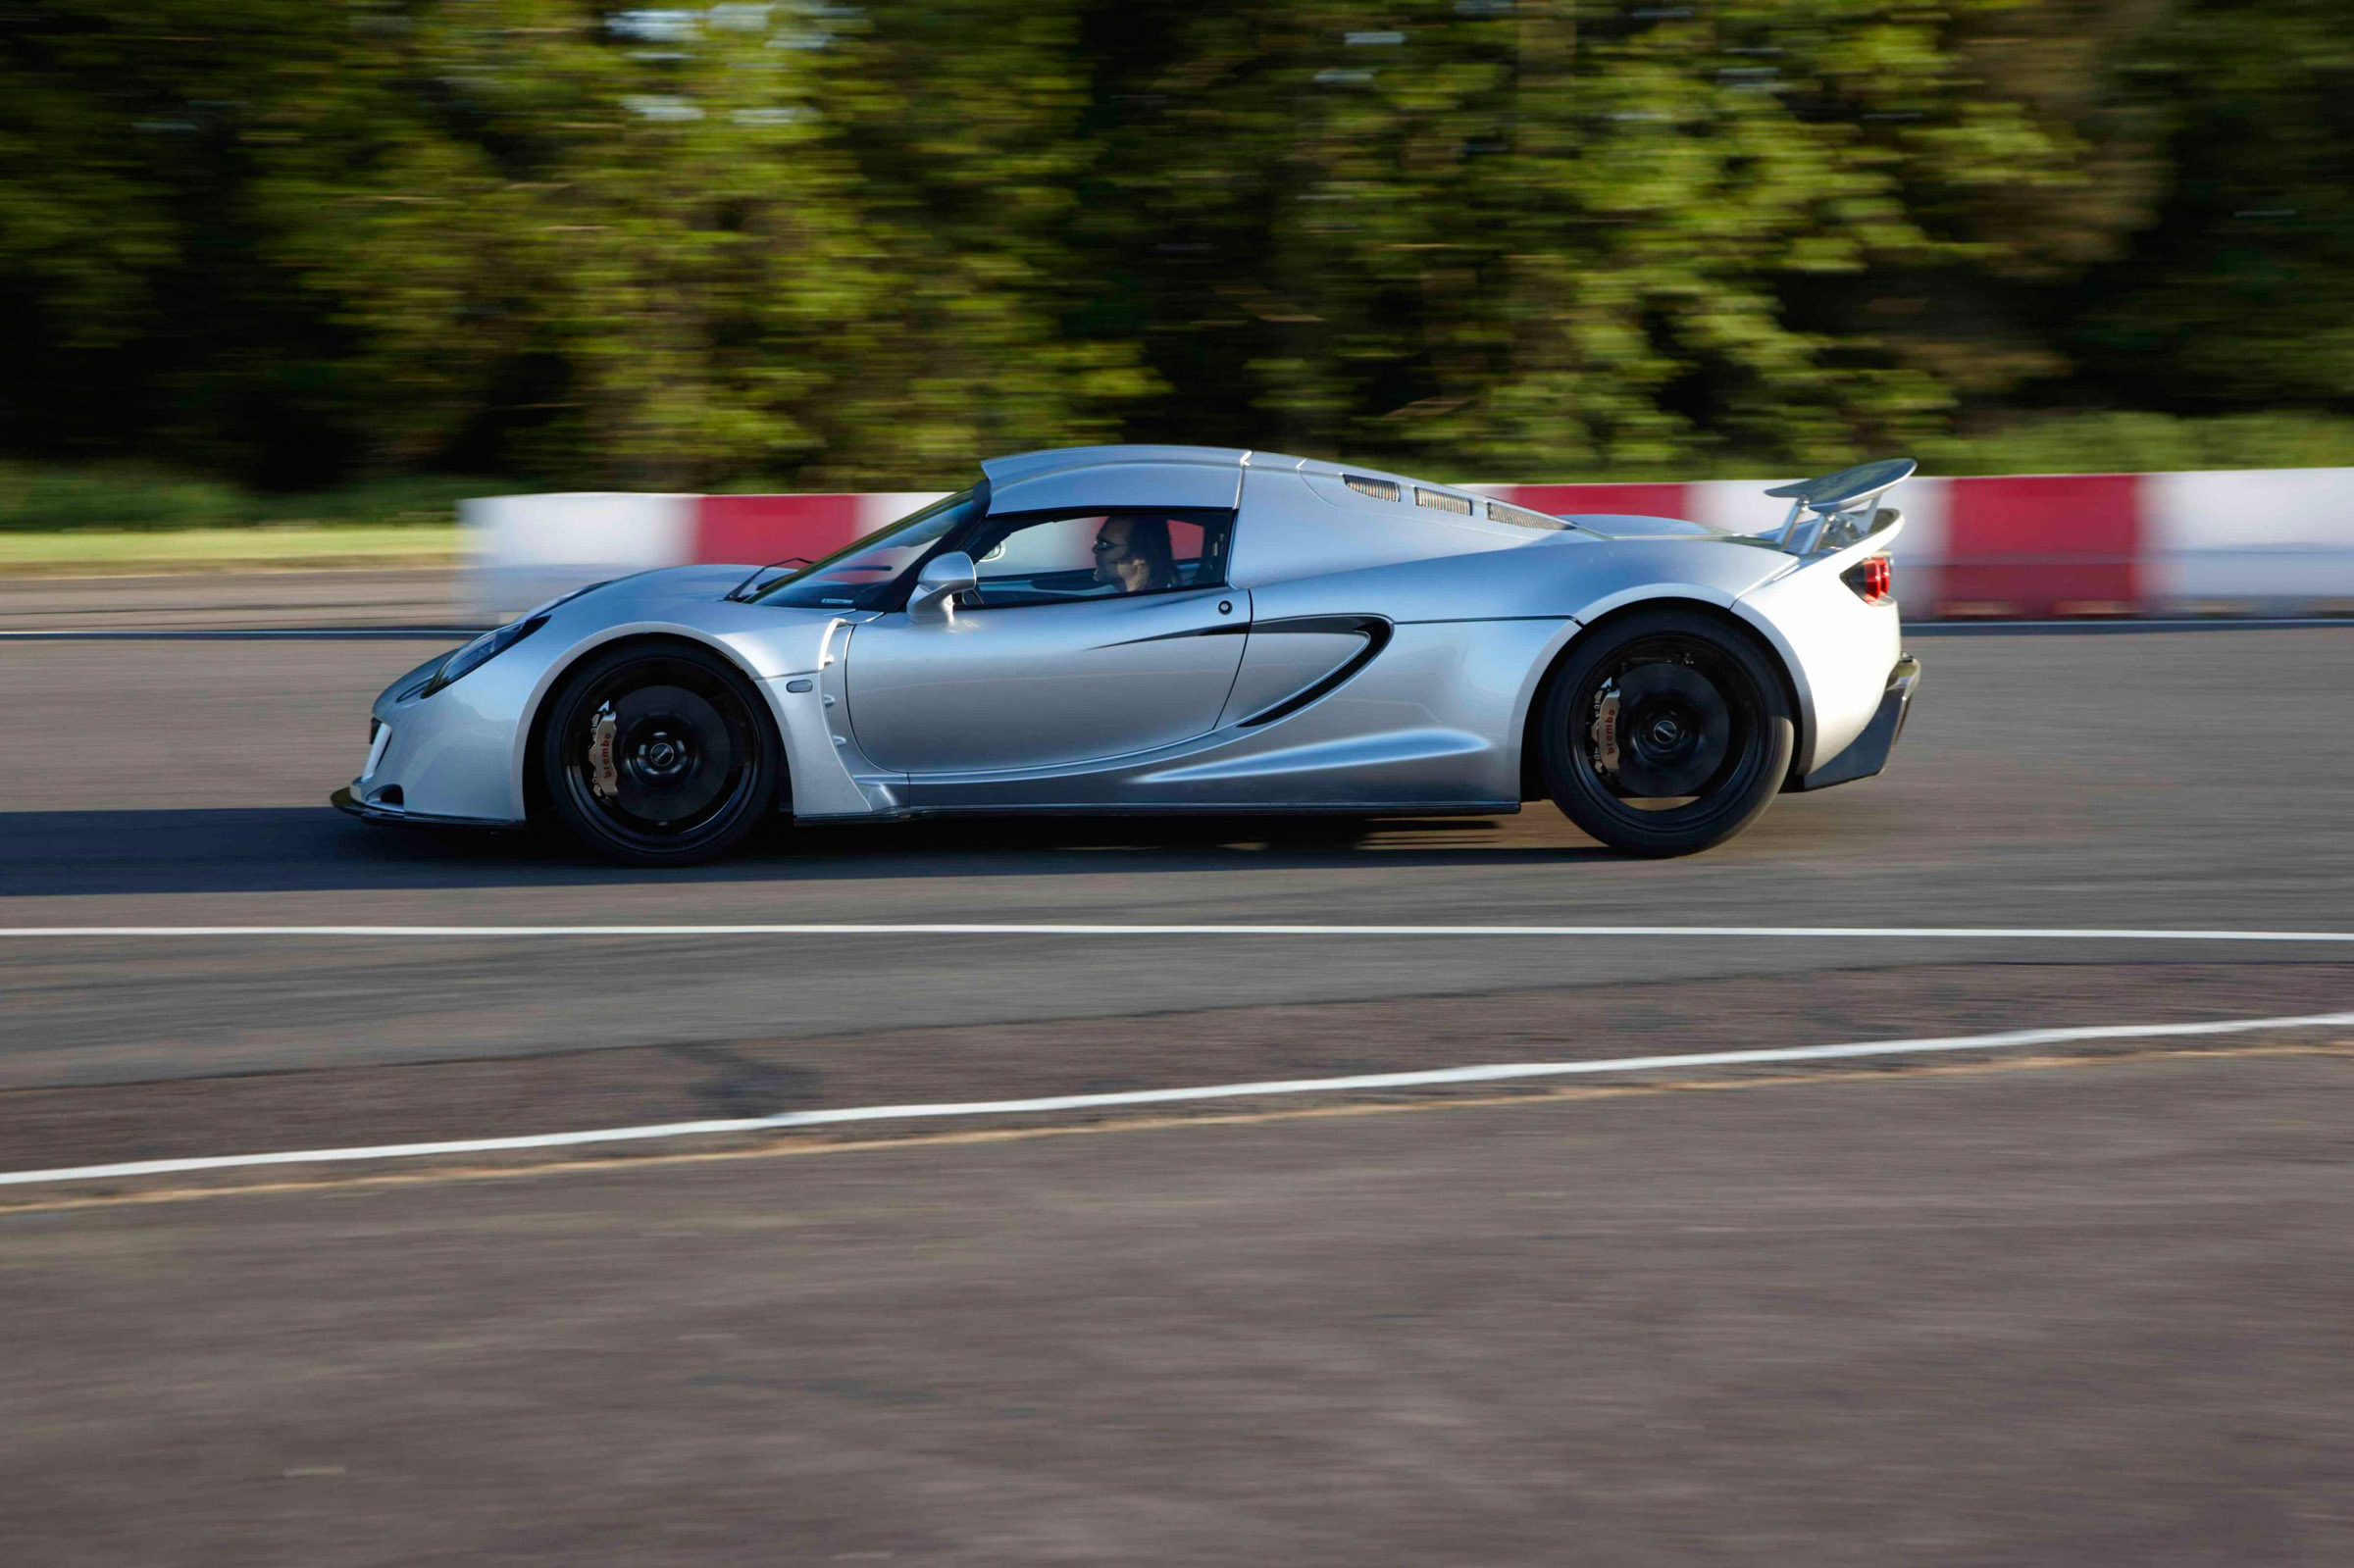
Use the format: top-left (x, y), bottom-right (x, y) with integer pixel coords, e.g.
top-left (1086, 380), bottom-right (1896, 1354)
top-left (1844, 553), bottom-right (1893, 605)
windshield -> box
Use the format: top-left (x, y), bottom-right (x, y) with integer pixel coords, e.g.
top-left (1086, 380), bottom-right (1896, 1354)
top-left (741, 488), bottom-right (981, 609)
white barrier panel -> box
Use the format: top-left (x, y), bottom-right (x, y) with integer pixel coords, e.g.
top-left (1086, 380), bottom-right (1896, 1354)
top-left (858, 491), bottom-right (952, 531)
top-left (459, 470), bottom-right (2354, 623)
top-left (465, 492), bottom-right (695, 618)
top-left (2142, 469), bottom-right (2354, 613)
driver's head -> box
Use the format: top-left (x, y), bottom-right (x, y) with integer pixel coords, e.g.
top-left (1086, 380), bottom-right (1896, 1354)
top-left (1092, 516), bottom-right (1175, 592)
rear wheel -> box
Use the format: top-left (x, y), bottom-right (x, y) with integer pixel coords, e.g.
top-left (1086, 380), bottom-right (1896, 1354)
top-left (537, 641), bottom-right (782, 866)
top-left (1538, 609), bottom-right (1794, 857)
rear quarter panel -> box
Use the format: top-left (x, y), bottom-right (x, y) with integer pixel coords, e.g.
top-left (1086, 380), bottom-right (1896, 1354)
top-left (1735, 537), bottom-right (1904, 774)
top-left (1228, 529), bottom-right (1805, 805)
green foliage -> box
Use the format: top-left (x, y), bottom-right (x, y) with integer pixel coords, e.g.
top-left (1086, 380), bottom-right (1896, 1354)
top-left (1919, 412), bottom-right (2354, 477)
top-left (1070, 0), bottom-right (2209, 479)
top-left (0, 0), bottom-right (1151, 489)
top-left (2070, 0), bottom-right (2354, 408)
top-left (0, 465), bottom-right (485, 531)
top-left (0, 0), bottom-right (2346, 494)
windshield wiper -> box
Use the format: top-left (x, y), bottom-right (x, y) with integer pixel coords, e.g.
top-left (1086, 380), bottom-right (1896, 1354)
top-left (724, 557), bottom-right (813, 602)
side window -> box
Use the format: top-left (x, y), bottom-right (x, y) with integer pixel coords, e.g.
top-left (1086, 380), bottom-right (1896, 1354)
top-left (964, 509), bottom-right (1233, 609)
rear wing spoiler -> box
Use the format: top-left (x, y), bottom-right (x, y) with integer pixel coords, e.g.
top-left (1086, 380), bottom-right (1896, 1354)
top-left (1760, 458), bottom-right (1916, 556)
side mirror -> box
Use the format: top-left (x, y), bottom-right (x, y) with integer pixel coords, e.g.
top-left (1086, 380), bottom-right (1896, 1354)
top-left (907, 551), bottom-right (977, 622)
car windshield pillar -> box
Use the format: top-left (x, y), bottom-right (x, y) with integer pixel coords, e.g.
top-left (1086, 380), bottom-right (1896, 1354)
top-left (745, 488), bottom-right (982, 610)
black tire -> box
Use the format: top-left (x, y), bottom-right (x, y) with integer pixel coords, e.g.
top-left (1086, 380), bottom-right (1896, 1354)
top-left (537, 640), bottom-right (783, 867)
top-left (1538, 608), bottom-right (1794, 857)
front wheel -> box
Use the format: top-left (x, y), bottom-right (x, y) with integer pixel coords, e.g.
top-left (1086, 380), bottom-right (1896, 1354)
top-left (1538, 609), bottom-right (1794, 857)
top-left (537, 641), bottom-right (783, 866)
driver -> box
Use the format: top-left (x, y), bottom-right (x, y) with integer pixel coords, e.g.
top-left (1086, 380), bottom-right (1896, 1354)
top-left (1091, 516), bottom-right (1177, 594)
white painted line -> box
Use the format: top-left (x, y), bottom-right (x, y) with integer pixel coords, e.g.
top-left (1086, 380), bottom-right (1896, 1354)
top-left (1911, 617), bottom-right (2354, 631)
top-left (6, 923), bottom-right (2354, 942)
top-left (5, 1008), bottom-right (2349, 1190)
top-left (0, 628), bottom-right (483, 641)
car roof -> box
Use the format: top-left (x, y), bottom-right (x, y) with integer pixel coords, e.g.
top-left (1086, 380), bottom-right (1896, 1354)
top-left (979, 444), bottom-right (1458, 499)
top-left (980, 445), bottom-right (1252, 486)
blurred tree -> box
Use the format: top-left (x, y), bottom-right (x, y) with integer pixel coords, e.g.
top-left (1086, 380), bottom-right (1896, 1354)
top-left (0, 3), bottom-right (314, 478)
top-left (0, 0), bottom-right (1148, 488)
top-left (0, 0), bottom-right (2344, 492)
top-left (1075, 0), bottom-right (2175, 478)
top-left (253, 0), bottom-right (873, 488)
top-left (2068, 0), bottom-right (2354, 411)
top-left (795, 0), bottom-right (1157, 485)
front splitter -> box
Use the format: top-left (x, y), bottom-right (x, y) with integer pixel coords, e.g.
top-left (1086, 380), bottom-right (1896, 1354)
top-left (330, 785), bottom-right (515, 831)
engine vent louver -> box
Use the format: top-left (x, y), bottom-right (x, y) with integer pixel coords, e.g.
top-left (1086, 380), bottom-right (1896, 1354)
top-left (1414, 486), bottom-right (1471, 515)
top-left (1486, 499), bottom-right (1566, 531)
top-left (1344, 475), bottom-right (1401, 502)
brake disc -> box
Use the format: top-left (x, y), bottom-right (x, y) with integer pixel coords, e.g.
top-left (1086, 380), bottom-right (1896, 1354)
top-left (607, 684), bottom-right (733, 823)
top-left (1611, 662), bottom-right (1731, 797)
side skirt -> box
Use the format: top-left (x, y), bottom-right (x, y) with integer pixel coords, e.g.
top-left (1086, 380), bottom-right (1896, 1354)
top-left (794, 800), bottom-right (1522, 824)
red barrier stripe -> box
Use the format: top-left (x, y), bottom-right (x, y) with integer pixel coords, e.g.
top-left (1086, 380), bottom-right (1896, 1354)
top-left (1938, 474), bottom-right (2142, 618)
top-left (1502, 482), bottom-right (1692, 519)
top-left (483, 470), bottom-right (2354, 620)
top-left (694, 494), bottom-right (863, 568)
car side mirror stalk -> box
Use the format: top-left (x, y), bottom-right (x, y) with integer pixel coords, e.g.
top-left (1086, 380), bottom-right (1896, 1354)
top-left (907, 551), bottom-right (977, 622)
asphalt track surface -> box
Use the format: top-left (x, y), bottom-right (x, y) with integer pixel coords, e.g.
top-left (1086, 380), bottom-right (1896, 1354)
top-left (6, 585), bottom-right (2354, 1563)
top-left (0, 567), bottom-right (466, 632)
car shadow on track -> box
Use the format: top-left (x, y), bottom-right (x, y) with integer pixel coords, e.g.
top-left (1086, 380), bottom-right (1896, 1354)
top-left (0, 807), bottom-right (1617, 898)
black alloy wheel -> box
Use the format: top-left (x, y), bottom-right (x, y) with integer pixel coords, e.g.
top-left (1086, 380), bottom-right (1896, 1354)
top-left (538, 641), bottom-right (783, 866)
top-left (1538, 608), bottom-right (1794, 856)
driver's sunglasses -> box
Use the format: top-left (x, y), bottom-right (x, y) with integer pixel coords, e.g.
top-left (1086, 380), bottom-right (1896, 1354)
top-left (1091, 536), bottom-right (1121, 554)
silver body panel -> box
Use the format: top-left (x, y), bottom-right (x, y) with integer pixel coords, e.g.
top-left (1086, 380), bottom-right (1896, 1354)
top-left (347, 446), bottom-right (1909, 828)
top-left (844, 587), bottom-right (1247, 773)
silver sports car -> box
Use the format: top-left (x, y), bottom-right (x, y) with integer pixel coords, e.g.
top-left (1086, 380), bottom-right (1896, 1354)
top-left (334, 445), bottom-right (1919, 863)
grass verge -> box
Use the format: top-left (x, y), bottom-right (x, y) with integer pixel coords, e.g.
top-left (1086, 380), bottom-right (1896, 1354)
top-left (0, 524), bottom-right (461, 576)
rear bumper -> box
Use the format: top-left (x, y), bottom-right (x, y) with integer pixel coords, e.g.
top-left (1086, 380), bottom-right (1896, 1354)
top-left (1789, 655), bottom-right (1919, 792)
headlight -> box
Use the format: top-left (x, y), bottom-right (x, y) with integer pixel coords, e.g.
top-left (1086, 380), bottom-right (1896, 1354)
top-left (417, 581), bottom-right (608, 698)
top-left (420, 616), bottom-right (546, 697)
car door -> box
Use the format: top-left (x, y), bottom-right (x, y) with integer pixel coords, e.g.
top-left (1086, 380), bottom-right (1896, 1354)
top-left (844, 508), bottom-right (1248, 774)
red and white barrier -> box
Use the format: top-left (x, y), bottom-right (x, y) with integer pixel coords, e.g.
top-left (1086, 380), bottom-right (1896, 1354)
top-left (466, 489), bottom-right (947, 616)
top-left (467, 469), bottom-right (2354, 621)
